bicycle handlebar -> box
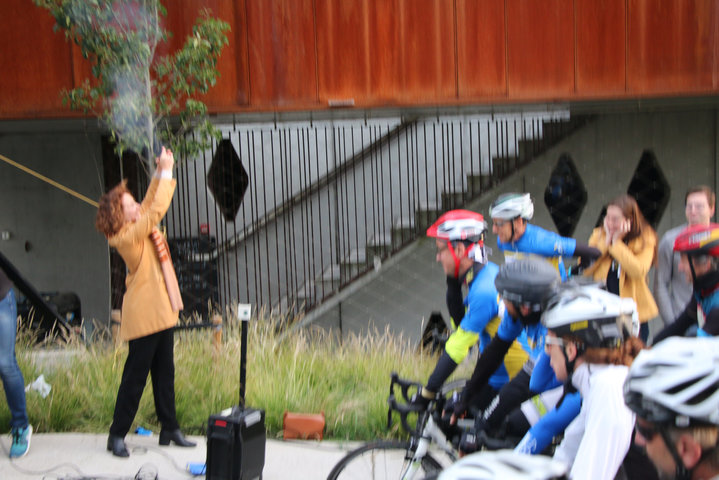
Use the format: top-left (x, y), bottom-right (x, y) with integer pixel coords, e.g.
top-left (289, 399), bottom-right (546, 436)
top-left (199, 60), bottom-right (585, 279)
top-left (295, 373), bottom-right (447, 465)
top-left (387, 372), bottom-right (433, 436)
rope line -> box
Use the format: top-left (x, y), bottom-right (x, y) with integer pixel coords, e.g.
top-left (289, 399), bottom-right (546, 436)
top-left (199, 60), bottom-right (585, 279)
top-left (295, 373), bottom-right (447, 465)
top-left (0, 153), bottom-right (99, 208)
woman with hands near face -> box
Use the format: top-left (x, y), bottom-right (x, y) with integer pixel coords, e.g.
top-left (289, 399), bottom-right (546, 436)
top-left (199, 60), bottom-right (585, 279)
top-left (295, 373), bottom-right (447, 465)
top-left (584, 194), bottom-right (658, 343)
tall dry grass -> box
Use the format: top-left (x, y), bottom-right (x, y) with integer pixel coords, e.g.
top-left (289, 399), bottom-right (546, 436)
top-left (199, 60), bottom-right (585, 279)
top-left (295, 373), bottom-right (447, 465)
top-left (0, 313), bottom-right (473, 441)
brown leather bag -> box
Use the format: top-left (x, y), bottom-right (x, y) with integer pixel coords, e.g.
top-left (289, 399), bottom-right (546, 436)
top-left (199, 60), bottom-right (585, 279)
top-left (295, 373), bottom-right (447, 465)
top-left (282, 411), bottom-right (325, 441)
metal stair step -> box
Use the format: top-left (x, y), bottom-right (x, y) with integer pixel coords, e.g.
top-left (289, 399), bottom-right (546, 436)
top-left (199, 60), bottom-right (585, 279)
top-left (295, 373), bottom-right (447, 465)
top-left (340, 248), bottom-right (369, 280)
top-left (366, 233), bottom-right (392, 259)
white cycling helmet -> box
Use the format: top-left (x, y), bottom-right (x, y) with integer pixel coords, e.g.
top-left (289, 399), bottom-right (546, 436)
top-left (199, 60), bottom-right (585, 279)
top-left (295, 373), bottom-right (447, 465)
top-left (427, 210), bottom-right (488, 275)
top-left (489, 193), bottom-right (534, 221)
top-left (542, 285), bottom-right (637, 348)
top-left (438, 450), bottom-right (568, 480)
top-left (624, 336), bottom-right (719, 428)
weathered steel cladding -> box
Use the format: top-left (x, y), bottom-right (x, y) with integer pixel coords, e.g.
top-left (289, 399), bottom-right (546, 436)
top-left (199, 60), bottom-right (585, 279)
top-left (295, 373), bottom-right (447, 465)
top-left (1, 0), bottom-right (718, 118)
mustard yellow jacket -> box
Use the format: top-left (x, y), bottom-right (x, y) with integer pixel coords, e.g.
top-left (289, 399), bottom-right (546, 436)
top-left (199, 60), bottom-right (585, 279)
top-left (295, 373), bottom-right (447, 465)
top-left (583, 227), bottom-right (658, 323)
top-left (109, 177), bottom-right (178, 341)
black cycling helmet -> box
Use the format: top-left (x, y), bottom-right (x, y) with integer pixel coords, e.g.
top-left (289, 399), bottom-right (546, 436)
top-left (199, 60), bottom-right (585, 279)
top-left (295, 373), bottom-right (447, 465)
top-left (494, 259), bottom-right (560, 313)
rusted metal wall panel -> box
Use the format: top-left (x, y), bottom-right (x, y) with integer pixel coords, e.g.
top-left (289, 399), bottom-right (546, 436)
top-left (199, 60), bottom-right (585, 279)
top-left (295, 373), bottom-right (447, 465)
top-left (3, 0), bottom-right (719, 119)
top-left (164, 0), bottom-right (250, 108)
top-left (456, 0), bottom-right (507, 98)
top-left (576, 0), bottom-right (626, 95)
top-left (367, 0), bottom-right (455, 104)
top-left (315, 0), bottom-right (371, 106)
top-left (628, 0), bottom-right (719, 93)
top-left (316, 0), bottom-right (455, 107)
top-left (506, 0), bottom-right (575, 98)
top-left (246, 0), bottom-right (318, 107)
top-left (0, 0), bottom-right (77, 116)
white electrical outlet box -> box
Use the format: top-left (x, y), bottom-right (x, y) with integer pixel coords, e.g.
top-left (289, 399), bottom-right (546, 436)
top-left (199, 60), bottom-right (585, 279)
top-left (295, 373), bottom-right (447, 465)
top-left (237, 303), bottom-right (251, 321)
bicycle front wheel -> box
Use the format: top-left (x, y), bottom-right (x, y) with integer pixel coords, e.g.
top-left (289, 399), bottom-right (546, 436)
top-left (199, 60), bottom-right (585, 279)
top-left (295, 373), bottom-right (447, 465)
top-left (327, 440), bottom-right (443, 480)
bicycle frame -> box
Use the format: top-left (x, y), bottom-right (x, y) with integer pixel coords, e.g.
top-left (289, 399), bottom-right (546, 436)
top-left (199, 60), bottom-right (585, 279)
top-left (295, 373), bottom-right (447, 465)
top-left (388, 373), bottom-right (472, 479)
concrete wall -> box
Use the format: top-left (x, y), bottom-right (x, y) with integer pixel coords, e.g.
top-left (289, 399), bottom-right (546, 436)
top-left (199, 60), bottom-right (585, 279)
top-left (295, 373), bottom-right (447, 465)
top-left (310, 108), bottom-right (719, 344)
top-left (0, 123), bottom-right (109, 328)
top-left (1, 107), bottom-right (716, 342)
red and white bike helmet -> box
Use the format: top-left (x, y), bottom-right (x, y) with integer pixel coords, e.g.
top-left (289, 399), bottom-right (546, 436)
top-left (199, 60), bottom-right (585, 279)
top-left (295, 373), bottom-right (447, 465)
top-left (673, 223), bottom-right (719, 283)
top-left (427, 209), bottom-right (488, 277)
top-left (673, 223), bottom-right (719, 257)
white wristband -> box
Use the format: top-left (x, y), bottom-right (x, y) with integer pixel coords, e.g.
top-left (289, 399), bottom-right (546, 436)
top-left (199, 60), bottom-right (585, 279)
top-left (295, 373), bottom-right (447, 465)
top-left (157, 169), bottom-right (173, 180)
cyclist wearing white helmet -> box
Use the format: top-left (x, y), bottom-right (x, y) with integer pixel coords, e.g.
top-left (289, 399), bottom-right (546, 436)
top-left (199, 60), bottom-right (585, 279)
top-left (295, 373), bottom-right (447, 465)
top-left (654, 223), bottom-right (719, 344)
top-left (438, 450), bottom-right (568, 480)
top-left (624, 336), bottom-right (719, 480)
top-left (542, 285), bottom-right (646, 480)
top-left (412, 210), bottom-right (528, 411)
top-left (489, 193), bottom-right (600, 280)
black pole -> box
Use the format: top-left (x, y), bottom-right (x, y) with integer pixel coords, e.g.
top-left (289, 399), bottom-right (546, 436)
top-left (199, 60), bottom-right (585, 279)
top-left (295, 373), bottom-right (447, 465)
top-left (240, 315), bottom-right (248, 407)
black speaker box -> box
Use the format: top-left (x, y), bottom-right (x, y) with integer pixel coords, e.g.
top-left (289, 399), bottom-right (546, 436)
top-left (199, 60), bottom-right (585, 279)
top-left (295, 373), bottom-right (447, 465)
top-left (206, 406), bottom-right (266, 480)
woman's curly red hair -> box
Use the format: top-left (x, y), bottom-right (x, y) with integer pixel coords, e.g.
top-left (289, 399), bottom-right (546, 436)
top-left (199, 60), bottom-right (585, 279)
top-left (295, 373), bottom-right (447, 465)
top-left (96, 180), bottom-right (130, 238)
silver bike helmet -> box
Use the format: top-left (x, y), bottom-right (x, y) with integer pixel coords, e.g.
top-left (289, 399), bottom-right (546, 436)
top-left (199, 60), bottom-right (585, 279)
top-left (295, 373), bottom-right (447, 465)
top-left (489, 193), bottom-right (534, 220)
top-left (542, 285), bottom-right (637, 348)
top-left (624, 336), bottom-right (719, 428)
top-left (438, 450), bottom-right (568, 480)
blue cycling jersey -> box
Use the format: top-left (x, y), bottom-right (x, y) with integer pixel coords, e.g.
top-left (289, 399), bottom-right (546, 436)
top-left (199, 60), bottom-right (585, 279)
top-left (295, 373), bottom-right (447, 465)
top-left (496, 312), bottom-right (547, 361)
top-left (497, 223), bottom-right (577, 281)
top-left (515, 391), bottom-right (582, 455)
top-left (698, 289), bottom-right (719, 336)
top-left (462, 262), bottom-right (519, 390)
top-left (462, 262), bottom-right (500, 336)
top-left (529, 350), bottom-right (563, 393)
top-left (497, 223), bottom-right (577, 258)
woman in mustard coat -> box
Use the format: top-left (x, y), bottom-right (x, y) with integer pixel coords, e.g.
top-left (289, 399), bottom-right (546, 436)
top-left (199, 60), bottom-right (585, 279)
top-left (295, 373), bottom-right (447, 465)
top-left (583, 194), bottom-right (658, 343)
top-left (96, 147), bottom-right (195, 457)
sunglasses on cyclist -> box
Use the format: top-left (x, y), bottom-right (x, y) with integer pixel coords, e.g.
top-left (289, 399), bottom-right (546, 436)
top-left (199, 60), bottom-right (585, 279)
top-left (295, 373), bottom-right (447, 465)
top-left (544, 335), bottom-right (565, 353)
top-left (635, 420), bottom-right (659, 441)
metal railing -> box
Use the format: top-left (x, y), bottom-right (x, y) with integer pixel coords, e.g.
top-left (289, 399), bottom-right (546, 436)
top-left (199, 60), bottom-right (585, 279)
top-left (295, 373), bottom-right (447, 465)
top-left (117, 112), bottom-right (587, 321)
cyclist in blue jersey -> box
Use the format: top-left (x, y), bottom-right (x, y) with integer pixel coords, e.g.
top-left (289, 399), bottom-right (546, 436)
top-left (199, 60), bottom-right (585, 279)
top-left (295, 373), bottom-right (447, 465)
top-left (464, 194), bottom-right (598, 452)
top-left (653, 223), bottom-right (719, 343)
top-left (451, 259), bottom-right (560, 426)
top-left (489, 192), bottom-right (600, 279)
top-left (412, 210), bottom-right (528, 412)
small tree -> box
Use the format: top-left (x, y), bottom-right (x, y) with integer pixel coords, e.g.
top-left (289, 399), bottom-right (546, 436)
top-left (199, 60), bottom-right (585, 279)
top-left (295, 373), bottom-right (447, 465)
top-left (34, 0), bottom-right (230, 169)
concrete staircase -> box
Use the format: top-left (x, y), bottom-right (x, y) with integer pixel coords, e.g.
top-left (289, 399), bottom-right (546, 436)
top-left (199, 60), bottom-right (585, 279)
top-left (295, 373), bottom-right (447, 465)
top-left (282, 115), bottom-right (591, 313)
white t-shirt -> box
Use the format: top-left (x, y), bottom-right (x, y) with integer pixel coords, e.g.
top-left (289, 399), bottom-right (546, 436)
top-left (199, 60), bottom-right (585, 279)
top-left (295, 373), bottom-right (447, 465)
top-left (553, 363), bottom-right (635, 480)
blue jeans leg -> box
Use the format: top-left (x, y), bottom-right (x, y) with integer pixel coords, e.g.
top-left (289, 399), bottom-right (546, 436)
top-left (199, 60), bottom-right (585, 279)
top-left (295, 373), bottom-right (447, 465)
top-left (0, 290), bottom-right (28, 429)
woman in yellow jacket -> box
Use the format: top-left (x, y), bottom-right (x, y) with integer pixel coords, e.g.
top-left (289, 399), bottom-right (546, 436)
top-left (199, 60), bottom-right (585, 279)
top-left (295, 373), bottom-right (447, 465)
top-left (583, 194), bottom-right (658, 343)
top-left (96, 147), bottom-right (195, 457)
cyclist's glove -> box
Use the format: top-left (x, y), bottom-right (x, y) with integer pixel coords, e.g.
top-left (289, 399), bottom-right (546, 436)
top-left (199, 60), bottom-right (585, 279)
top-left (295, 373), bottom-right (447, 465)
top-left (452, 396), bottom-right (468, 419)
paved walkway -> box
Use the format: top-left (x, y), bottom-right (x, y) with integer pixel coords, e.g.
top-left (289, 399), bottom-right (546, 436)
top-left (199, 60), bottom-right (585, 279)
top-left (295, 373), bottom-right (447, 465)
top-left (0, 432), bottom-right (357, 479)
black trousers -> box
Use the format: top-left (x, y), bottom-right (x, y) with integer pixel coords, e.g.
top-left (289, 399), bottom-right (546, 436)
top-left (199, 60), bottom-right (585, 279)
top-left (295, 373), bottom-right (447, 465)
top-left (109, 328), bottom-right (179, 437)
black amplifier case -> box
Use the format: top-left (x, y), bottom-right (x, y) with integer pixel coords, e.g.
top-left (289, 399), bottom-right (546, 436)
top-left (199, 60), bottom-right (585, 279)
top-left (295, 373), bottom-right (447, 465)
top-left (206, 406), bottom-right (266, 480)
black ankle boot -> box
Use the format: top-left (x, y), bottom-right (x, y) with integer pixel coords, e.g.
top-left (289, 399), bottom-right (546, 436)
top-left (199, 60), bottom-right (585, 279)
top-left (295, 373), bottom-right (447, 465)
top-left (107, 434), bottom-right (129, 457)
top-left (159, 429), bottom-right (196, 447)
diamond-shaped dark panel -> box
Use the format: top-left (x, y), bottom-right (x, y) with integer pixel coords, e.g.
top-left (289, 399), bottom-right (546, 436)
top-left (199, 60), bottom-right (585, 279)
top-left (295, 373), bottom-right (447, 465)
top-left (627, 150), bottom-right (670, 229)
top-left (207, 139), bottom-right (248, 222)
top-left (544, 154), bottom-right (587, 236)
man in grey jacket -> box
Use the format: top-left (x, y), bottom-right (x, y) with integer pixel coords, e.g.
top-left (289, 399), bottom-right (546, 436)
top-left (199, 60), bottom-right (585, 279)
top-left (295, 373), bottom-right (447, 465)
top-left (654, 186), bottom-right (715, 326)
